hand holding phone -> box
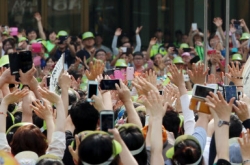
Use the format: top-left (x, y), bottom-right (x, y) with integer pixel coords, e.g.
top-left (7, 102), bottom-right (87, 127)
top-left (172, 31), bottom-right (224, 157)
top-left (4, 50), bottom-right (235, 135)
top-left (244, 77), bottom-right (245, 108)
top-left (87, 81), bottom-right (98, 102)
top-left (192, 23), bottom-right (197, 31)
top-left (192, 84), bottom-right (217, 100)
top-left (100, 110), bottom-right (114, 132)
top-left (100, 80), bottom-right (120, 90)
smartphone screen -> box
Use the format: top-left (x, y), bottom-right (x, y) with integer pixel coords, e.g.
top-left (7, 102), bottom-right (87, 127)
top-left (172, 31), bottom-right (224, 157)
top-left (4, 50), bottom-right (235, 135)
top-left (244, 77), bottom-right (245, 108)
top-left (183, 48), bottom-right (191, 52)
top-left (19, 51), bottom-right (33, 73)
top-left (159, 91), bottom-right (163, 95)
top-left (88, 84), bottom-right (97, 98)
top-left (100, 112), bottom-right (114, 132)
top-left (47, 76), bottom-right (51, 87)
top-left (8, 53), bottom-right (19, 75)
top-left (224, 86), bottom-right (237, 103)
top-left (194, 86), bottom-right (215, 98)
top-left (59, 36), bottom-right (67, 44)
top-left (192, 23), bottom-right (197, 31)
top-left (100, 80), bottom-right (120, 90)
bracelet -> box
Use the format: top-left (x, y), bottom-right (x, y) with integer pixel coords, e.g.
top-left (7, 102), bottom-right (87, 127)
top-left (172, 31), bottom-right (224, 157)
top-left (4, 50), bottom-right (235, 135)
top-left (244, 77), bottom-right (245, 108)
top-left (231, 76), bottom-right (243, 79)
top-left (0, 112), bottom-right (7, 117)
top-left (243, 160), bottom-right (250, 165)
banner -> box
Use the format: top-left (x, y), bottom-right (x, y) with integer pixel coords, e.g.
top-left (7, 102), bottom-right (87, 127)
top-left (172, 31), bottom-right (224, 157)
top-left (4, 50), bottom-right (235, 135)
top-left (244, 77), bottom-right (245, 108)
top-left (49, 53), bottom-right (65, 93)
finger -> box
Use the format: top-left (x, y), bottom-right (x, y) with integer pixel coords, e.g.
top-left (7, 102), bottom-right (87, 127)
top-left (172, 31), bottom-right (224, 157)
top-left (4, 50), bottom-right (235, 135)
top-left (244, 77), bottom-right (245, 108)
top-left (68, 145), bottom-right (75, 156)
top-left (228, 97), bottom-right (235, 107)
top-left (75, 135), bottom-right (80, 150)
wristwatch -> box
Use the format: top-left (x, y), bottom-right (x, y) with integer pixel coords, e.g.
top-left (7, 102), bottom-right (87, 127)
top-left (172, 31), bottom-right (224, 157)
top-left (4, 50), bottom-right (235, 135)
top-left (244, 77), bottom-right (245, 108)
top-left (218, 120), bottom-right (230, 127)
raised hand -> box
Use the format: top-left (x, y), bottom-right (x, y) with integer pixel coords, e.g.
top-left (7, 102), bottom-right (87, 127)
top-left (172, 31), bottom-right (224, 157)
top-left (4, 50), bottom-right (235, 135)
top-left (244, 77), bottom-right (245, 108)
top-left (225, 62), bottom-right (244, 84)
top-left (230, 24), bottom-right (236, 34)
top-left (145, 70), bottom-right (157, 87)
top-left (38, 87), bottom-right (61, 104)
top-left (213, 17), bottom-right (223, 27)
top-left (85, 60), bottom-right (104, 80)
top-left (239, 19), bottom-right (247, 27)
top-left (238, 129), bottom-right (250, 162)
top-left (135, 26), bottom-right (143, 34)
top-left (233, 101), bottom-right (250, 122)
top-left (116, 79), bottom-right (131, 104)
top-left (115, 28), bottom-right (122, 36)
top-left (163, 85), bottom-right (177, 106)
top-left (91, 89), bottom-right (105, 111)
top-left (0, 67), bottom-right (19, 84)
top-left (19, 65), bottom-right (37, 85)
top-left (34, 12), bottom-right (42, 22)
top-left (205, 91), bottom-right (235, 120)
top-left (167, 64), bottom-right (185, 87)
top-left (58, 71), bottom-right (72, 89)
top-left (187, 63), bottom-right (209, 84)
top-left (68, 135), bottom-right (80, 165)
top-left (149, 37), bottom-right (157, 46)
top-left (30, 99), bottom-right (52, 121)
top-left (2, 89), bottom-right (29, 105)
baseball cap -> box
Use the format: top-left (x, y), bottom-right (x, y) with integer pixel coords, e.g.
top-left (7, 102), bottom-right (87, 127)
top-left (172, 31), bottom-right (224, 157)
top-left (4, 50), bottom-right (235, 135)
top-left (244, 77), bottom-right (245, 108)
top-left (181, 52), bottom-right (191, 57)
top-left (15, 151), bottom-right (38, 165)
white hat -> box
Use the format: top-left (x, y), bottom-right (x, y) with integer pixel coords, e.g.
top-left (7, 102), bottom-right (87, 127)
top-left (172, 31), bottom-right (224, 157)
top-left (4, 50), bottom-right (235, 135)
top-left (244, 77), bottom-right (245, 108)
top-left (15, 151), bottom-right (38, 165)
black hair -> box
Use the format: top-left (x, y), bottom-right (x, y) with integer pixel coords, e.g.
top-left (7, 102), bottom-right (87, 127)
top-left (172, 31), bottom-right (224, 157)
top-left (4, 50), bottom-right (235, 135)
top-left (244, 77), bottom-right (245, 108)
top-left (70, 100), bottom-right (99, 135)
top-left (78, 134), bottom-right (114, 165)
top-left (133, 51), bottom-right (144, 58)
top-left (229, 115), bottom-right (242, 138)
top-left (150, 53), bottom-right (163, 61)
top-left (45, 56), bottom-right (56, 64)
top-left (95, 49), bottom-right (106, 57)
top-left (175, 30), bottom-right (183, 36)
top-left (3, 38), bottom-right (15, 51)
top-left (118, 126), bottom-right (148, 165)
top-left (173, 139), bottom-right (203, 165)
top-left (137, 111), bottom-right (146, 127)
top-left (68, 89), bottom-right (78, 106)
top-left (36, 159), bottom-right (64, 165)
top-left (6, 112), bottom-right (14, 132)
top-left (67, 70), bottom-right (82, 81)
top-left (26, 28), bottom-right (38, 37)
top-left (163, 110), bottom-right (180, 138)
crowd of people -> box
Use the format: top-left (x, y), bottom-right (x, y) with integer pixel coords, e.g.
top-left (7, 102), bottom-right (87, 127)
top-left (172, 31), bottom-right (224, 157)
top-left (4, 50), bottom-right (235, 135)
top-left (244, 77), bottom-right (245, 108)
top-left (0, 12), bottom-right (250, 165)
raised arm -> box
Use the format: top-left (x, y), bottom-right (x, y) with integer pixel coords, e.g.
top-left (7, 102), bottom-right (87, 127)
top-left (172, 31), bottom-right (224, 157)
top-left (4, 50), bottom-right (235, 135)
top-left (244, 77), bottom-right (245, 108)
top-left (134, 26), bottom-right (142, 52)
top-left (240, 19), bottom-right (250, 33)
top-left (146, 38), bottom-right (157, 60)
top-left (34, 13), bottom-right (46, 40)
top-left (112, 28), bottom-right (122, 56)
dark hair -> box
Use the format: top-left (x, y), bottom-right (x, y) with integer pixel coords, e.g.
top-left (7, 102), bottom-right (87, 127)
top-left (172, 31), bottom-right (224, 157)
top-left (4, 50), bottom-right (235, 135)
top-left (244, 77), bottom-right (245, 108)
top-left (36, 159), bottom-right (64, 165)
top-left (118, 126), bottom-right (148, 165)
top-left (3, 38), bottom-right (15, 51)
top-left (173, 139), bottom-right (203, 165)
top-left (150, 53), bottom-right (163, 61)
top-left (133, 51), bottom-right (144, 58)
top-left (229, 115), bottom-right (242, 138)
top-left (78, 134), bottom-right (114, 165)
top-left (45, 57), bottom-right (56, 64)
top-left (95, 49), bottom-right (106, 57)
top-left (67, 70), bottom-right (82, 81)
top-left (10, 125), bottom-right (48, 156)
top-left (137, 111), bottom-right (146, 127)
top-left (163, 110), bottom-right (180, 138)
top-left (70, 100), bottom-right (99, 135)
top-left (26, 28), bottom-right (38, 37)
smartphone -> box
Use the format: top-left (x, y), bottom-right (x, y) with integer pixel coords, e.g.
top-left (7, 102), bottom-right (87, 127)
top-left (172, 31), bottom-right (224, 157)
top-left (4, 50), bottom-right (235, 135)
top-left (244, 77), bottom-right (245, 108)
top-left (183, 74), bottom-right (190, 82)
top-left (126, 48), bottom-right (133, 55)
top-left (8, 51), bottom-right (33, 76)
top-left (114, 70), bottom-right (124, 80)
top-left (47, 76), bottom-right (51, 87)
top-left (183, 48), bottom-right (191, 52)
top-left (59, 36), bottom-right (67, 44)
top-left (87, 81), bottom-right (98, 102)
top-left (223, 85), bottom-right (238, 104)
top-left (126, 67), bottom-right (134, 80)
top-left (234, 20), bottom-right (241, 29)
top-left (120, 47), bottom-right (127, 53)
top-left (207, 50), bottom-right (216, 55)
top-left (189, 98), bottom-right (210, 114)
top-left (192, 23), bottom-right (197, 31)
top-left (192, 84), bottom-right (217, 100)
top-left (10, 27), bottom-right (18, 36)
top-left (31, 43), bottom-right (42, 53)
top-left (100, 80), bottom-right (120, 90)
top-left (100, 110), bottom-right (114, 132)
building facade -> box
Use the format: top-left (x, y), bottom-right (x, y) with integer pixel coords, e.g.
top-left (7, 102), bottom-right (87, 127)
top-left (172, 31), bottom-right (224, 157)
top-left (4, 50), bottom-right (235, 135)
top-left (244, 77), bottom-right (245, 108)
top-left (0, 0), bottom-right (249, 47)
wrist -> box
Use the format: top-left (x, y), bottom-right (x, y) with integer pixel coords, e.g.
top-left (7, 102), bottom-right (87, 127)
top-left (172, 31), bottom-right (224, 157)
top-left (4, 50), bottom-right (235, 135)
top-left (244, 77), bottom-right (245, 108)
top-left (45, 116), bottom-right (54, 122)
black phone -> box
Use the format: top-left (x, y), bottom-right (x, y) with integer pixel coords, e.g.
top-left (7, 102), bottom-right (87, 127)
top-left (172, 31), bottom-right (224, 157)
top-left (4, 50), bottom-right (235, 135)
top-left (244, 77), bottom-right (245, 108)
top-left (59, 36), bottom-right (68, 44)
top-left (234, 20), bottom-right (241, 29)
top-left (159, 90), bottom-right (163, 95)
top-left (183, 48), bottom-right (191, 52)
top-left (100, 110), bottom-right (114, 132)
top-left (8, 51), bottom-right (33, 77)
top-left (47, 76), bottom-right (51, 87)
top-left (100, 80), bottom-right (120, 90)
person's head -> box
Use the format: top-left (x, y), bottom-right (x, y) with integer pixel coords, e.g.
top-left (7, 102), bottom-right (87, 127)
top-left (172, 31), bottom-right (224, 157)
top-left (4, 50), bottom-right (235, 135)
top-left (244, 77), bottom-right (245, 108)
top-left (239, 32), bottom-right (250, 43)
top-left (163, 110), bottom-right (180, 138)
top-left (152, 53), bottom-right (163, 66)
top-left (121, 35), bottom-right (129, 44)
top-left (45, 57), bottom-right (55, 70)
top-left (175, 30), bottom-right (183, 41)
top-left (10, 124), bottom-right (48, 156)
top-left (193, 33), bottom-right (203, 42)
top-left (163, 56), bottom-right (172, 67)
top-left (95, 34), bottom-right (103, 46)
top-left (82, 32), bottom-right (95, 48)
top-left (168, 135), bottom-right (203, 165)
top-left (182, 34), bottom-right (189, 43)
top-left (78, 131), bottom-right (121, 165)
top-left (122, 42), bottom-right (131, 48)
top-left (155, 28), bottom-right (163, 40)
top-left (181, 52), bottom-right (191, 64)
top-left (173, 56), bottom-right (185, 70)
top-left (118, 124), bottom-right (147, 165)
top-left (36, 154), bottom-right (64, 165)
top-left (26, 29), bottom-right (37, 41)
top-left (133, 52), bottom-right (144, 68)
top-left (95, 49), bottom-right (107, 62)
top-left (3, 38), bottom-right (15, 52)
top-left (6, 47), bottom-right (15, 54)
top-left (70, 100), bottom-right (99, 135)
top-left (48, 30), bottom-right (57, 42)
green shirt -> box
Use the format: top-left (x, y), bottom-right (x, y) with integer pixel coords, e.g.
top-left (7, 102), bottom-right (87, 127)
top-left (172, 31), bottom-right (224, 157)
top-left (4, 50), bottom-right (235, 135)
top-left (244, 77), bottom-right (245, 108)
top-left (46, 41), bottom-right (55, 53)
